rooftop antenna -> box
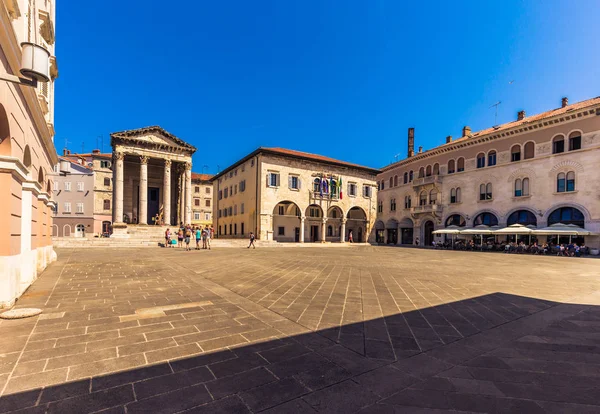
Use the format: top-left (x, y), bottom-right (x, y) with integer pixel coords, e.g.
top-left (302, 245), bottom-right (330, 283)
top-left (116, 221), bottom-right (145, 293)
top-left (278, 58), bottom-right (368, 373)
top-left (489, 101), bottom-right (501, 126)
top-left (393, 153), bottom-right (402, 163)
top-left (81, 141), bottom-right (85, 154)
top-left (63, 137), bottom-right (70, 152)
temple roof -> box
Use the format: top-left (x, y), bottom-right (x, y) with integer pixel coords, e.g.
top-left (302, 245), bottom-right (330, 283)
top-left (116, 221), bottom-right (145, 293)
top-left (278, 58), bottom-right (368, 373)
top-left (110, 126), bottom-right (197, 153)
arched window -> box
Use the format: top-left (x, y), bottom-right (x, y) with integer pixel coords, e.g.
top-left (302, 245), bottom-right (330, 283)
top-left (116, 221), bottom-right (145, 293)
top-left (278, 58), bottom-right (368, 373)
top-left (429, 188), bottom-right (438, 204)
top-left (37, 168), bottom-right (44, 184)
top-left (473, 212), bottom-right (498, 226)
top-left (480, 183), bottom-right (492, 200)
top-left (514, 178), bottom-right (522, 197)
top-left (419, 191), bottom-right (427, 206)
top-left (566, 171), bottom-right (575, 192)
top-left (313, 178), bottom-right (321, 192)
top-left (327, 225), bottom-right (333, 237)
top-left (23, 145), bottom-right (32, 167)
top-left (456, 188), bottom-right (461, 203)
top-left (487, 151), bottom-right (497, 166)
top-left (409, 170), bottom-right (413, 181)
top-left (445, 214), bottom-right (466, 227)
top-left (569, 132), bottom-right (581, 151)
top-left (450, 188), bottom-right (456, 204)
top-left (389, 177), bottom-right (393, 187)
top-left (448, 159), bottom-right (455, 174)
top-left (425, 165), bottom-right (432, 177)
top-left (433, 163), bottom-right (439, 175)
top-left (403, 172), bottom-right (408, 184)
top-left (507, 210), bottom-right (537, 226)
top-left (476, 153), bottom-right (485, 169)
top-left (381, 180), bottom-right (385, 190)
top-left (522, 178), bottom-right (529, 196)
top-left (394, 175), bottom-right (398, 187)
top-left (404, 195), bottom-right (412, 209)
top-left (548, 207), bottom-right (585, 227)
top-left (557, 173), bottom-right (565, 192)
top-left (553, 135), bottom-right (565, 154)
top-left (418, 167), bottom-right (425, 178)
top-left (457, 157), bottom-right (465, 172)
top-left (511, 145), bottom-right (521, 162)
top-left (524, 142), bottom-right (535, 159)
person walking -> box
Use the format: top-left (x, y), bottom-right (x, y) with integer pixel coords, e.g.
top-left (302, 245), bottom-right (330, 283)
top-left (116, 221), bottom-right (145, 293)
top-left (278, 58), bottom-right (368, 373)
top-left (248, 232), bottom-right (256, 249)
top-left (185, 226), bottom-right (192, 251)
top-left (195, 227), bottom-right (202, 250)
top-left (348, 230), bottom-right (353, 243)
top-left (165, 228), bottom-right (171, 248)
top-left (202, 226), bottom-right (209, 249)
top-left (205, 225), bottom-right (211, 250)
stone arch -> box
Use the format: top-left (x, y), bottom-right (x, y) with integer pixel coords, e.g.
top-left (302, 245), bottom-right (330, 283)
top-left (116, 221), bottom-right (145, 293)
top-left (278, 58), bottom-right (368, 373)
top-left (52, 224), bottom-right (59, 237)
top-left (273, 200), bottom-right (302, 242)
top-left (444, 213), bottom-right (467, 227)
top-left (507, 167), bottom-right (537, 183)
top-left (386, 218), bottom-right (399, 228)
top-left (38, 167), bottom-right (45, 185)
top-left (472, 210), bottom-right (500, 226)
top-left (274, 200), bottom-right (301, 217)
top-left (542, 202), bottom-right (592, 223)
top-left (548, 160), bottom-right (584, 175)
top-left (63, 224), bottom-right (72, 237)
top-left (327, 205), bottom-right (344, 219)
top-left (506, 209), bottom-right (538, 226)
top-left (0, 104), bottom-right (10, 156)
top-left (504, 206), bottom-right (539, 221)
top-left (375, 220), bottom-right (385, 230)
top-left (305, 203), bottom-right (324, 218)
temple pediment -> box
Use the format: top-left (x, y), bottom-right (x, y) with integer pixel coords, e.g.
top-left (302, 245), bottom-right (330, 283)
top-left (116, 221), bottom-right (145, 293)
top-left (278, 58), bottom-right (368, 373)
top-left (110, 126), bottom-right (196, 154)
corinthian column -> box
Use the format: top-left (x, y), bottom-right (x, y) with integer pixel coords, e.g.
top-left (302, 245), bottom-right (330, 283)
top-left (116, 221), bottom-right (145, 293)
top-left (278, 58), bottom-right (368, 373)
top-left (163, 159), bottom-right (171, 225)
top-left (185, 162), bottom-right (192, 224)
top-left (113, 152), bottom-right (124, 223)
top-left (299, 216), bottom-right (305, 243)
top-left (321, 218), bottom-right (327, 243)
top-left (139, 156), bottom-right (149, 225)
top-left (340, 218), bottom-right (347, 243)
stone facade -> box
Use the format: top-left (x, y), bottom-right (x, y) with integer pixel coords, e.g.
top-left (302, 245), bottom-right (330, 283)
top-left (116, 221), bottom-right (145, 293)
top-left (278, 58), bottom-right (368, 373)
top-left (213, 148), bottom-right (379, 242)
top-left (191, 173), bottom-right (213, 227)
top-left (110, 127), bottom-right (196, 236)
top-left (0, 1), bottom-right (58, 307)
top-left (376, 97), bottom-right (600, 248)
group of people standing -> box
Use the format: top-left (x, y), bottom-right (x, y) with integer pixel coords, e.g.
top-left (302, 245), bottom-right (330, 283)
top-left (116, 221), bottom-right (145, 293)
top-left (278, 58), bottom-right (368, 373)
top-left (165, 223), bottom-right (214, 251)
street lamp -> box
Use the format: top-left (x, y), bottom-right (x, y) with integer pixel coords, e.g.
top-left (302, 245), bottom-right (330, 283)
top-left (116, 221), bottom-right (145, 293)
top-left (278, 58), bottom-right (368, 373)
top-left (0, 42), bottom-right (50, 88)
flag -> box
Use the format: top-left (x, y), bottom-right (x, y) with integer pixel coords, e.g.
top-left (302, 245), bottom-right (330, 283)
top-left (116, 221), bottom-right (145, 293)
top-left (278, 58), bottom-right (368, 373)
top-left (319, 174), bottom-right (323, 197)
top-left (339, 176), bottom-right (343, 199)
top-left (330, 176), bottom-right (335, 199)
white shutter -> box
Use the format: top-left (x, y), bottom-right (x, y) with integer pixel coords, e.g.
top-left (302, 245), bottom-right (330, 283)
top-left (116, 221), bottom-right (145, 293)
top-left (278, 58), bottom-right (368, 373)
top-left (288, 175), bottom-right (292, 189)
top-left (276, 174), bottom-right (280, 187)
top-left (298, 178), bottom-right (302, 190)
top-left (266, 173), bottom-right (271, 187)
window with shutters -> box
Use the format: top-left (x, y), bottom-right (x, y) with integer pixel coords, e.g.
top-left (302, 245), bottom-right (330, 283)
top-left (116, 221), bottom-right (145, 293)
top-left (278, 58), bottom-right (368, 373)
top-left (104, 177), bottom-right (110, 186)
top-left (241, 203), bottom-right (244, 214)
top-left (487, 151), bottom-right (497, 166)
top-left (429, 188), bottom-right (438, 204)
top-left (457, 158), bottom-right (465, 172)
top-left (569, 132), bottom-right (581, 151)
top-left (404, 195), bottom-right (411, 209)
top-left (65, 182), bottom-right (71, 191)
top-left (103, 199), bottom-right (110, 210)
top-left (234, 205), bottom-right (237, 215)
top-left (514, 179), bottom-right (523, 197)
top-left (195, 186), bottom-right (200, 193)
top-left (348, 183), bottom-right (357, 197)
top-left (426, 165), bottom-right (432, 177)
top-left (76, 203), bottom-right (84, 213)
top-left (553, 135), bottom-right (565, 154)
top-left (224, 188), bottom-right (228, 198)
top-left (511, 145), bottom-right (521, 162)
top-left (418, 167), bottom-right (425, 178)
top-left (194, 213), bottom-right (200, 220)
top-left (403, 172), bottom-right (408, 184)
top-left (205, 213), bottom-right (210, 220)
top-left (53, 181), bottom-right (58, 191)
top-left (240, 180), bottom-right (246, 192)
top-left (480, 183), bottom-right (492, 200)
top-left (409, 170), bottom-right (414, 181)
top-left (419, 191), bottom-right (427, 206)
top-left (393, 175), bottom-right (398, 186)
top-left (218, 190), bottom-right (222, 200)
top-left (377, 201), bottom-right (383, 213)
top-left (268, 172), bottom-right (280, 187)
top-left (77, 182), bottom-right (84, 192)
top-left (64, 202), bottom-right (71, 213)
top-left (194, 199), bottom-right (200, 206)
top-left (289, 175), bottom-right (300, 190)
top-left (390, 198), bottom-right (396, 211)
top-left (206, 187), bottom-right (211, 194)
top-left (448, 159), bottom-right (455, 174)
top-left (476, 153), bottom-right (485, 168)
top-left (363, 185), bottom-right (371, 198)
top-left (524, 142), bottom-right (535, 159)
top-left (205, 199), bottom-right (210, 207)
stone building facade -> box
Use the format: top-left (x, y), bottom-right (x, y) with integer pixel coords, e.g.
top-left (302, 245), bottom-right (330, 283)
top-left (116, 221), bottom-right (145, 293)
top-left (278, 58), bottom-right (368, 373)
top-left (191, 173), bottom-right (213, 227)
top-left (0, 0), bottom-right (58, 307)
top-left (110, 126), bottom-right (196, 235)
top-left (376, 96), bottom-right (600, 248)
top-left (50, 156), bottom-right (94, 237)
top-left (213, 148), bottom-right (379, 242)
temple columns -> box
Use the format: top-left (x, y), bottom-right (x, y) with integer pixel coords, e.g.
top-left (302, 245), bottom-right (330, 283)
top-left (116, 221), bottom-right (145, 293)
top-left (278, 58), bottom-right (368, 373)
top-left (163, 160), bottom-right (171, 225)
top-left (139, 156), bottom-right (149, 225)
top-left (299, 217), bottom-right (305, 243)
top-left (321, 218), bottom-right (327, 242)
top-left (185, 162), bottom-right (192, 224)
top-left (113, 152), bottom-right (124, 223)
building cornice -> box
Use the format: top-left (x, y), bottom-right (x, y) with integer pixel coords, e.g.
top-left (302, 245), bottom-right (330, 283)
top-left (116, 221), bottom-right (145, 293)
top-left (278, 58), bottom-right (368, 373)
top-left (0, 5), bottom-right (58, 165)
top-left (382, 103), bottom-right (600, 172)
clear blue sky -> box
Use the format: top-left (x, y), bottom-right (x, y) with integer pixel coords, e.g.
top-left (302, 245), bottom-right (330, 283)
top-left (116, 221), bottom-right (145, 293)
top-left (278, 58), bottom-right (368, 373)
top-left (55, 0), bottom-right (600, 173)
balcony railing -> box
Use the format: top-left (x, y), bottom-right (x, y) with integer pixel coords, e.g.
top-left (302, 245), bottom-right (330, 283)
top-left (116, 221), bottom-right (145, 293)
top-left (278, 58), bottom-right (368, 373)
top-left (412, 175), bottom-right (443, 187)
top-left (412, 203), bottom-right (443, 214)
top-left (311, 191), bottom-right (339, 200)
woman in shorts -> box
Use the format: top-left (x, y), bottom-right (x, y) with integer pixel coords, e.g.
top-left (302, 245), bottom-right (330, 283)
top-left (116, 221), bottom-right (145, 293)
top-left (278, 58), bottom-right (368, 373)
top-left (165, 228), bottom-right (171, 248)
top-left (177, 229), bottom-right (184, 248)
top-left (195, 227), bottom-right (202, 250)
top-left (185, 227), bottom-right (192, 251)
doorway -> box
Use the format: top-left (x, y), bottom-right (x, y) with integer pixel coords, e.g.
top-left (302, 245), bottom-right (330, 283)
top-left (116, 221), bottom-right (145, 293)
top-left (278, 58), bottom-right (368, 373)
top-left (424, 221), bottom-right (434, 247)
top-left (387, 228), bottom-right (398, 244)
top-left (75, 224), bottom-right (85, 238)
top-left (294, 227), bottom-right (300, 242)
top-left (147, 187), bottom-right (160, 224)
top-left (310, 225), bottom-right (319, 242)
top-left (401, 228), bottom-right (414, 245)
top-left (357, 227), bottom-right (363, 243)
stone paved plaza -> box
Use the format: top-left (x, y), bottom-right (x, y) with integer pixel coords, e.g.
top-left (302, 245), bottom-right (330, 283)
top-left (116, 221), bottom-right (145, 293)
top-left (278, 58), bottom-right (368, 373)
top-left (1, 246), bottom-right (600, 413)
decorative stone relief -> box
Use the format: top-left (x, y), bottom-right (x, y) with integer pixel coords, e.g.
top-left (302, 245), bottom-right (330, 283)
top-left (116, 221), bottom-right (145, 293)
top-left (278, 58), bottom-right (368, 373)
top-left (536, 143), bottom-right (550, 155)
top-left (584, 133), bottom-right (597, 146)
top-left (466, 159), bottom-right (476, 169)
top-left (498, 152), bottom-right (509, 163)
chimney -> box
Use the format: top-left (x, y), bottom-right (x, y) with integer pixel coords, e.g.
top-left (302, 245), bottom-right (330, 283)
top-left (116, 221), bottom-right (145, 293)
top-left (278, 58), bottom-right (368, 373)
top-left (462, 126), bottom-right (471, 137)
top-left (446, 135), bottom-right (452, 144)
top-left (92, 149), bottom-right (100, 154)
top-left (63, 148), bottom-right (67, 156)
top-left (407, 128), bottom-right (415, 157)
top-left (561, 97), bottom-right (568, 108)
top-left (517, 110), bottom-right (526, 121)
top-left (418, 146), bottom-right (423, 154)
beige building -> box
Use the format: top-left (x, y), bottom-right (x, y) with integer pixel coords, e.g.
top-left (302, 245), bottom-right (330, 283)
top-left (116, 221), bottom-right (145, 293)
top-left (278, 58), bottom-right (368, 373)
top-left (110, 126), bottom-right (196, 236)
top-left (191, 173), bottom-right (213, 227)
top-left (0, 0), bottom-right (58, 307)
top-left (213, 148), bottom-right (379, 243)
top-left (376, 96), bottom-right (600, 249)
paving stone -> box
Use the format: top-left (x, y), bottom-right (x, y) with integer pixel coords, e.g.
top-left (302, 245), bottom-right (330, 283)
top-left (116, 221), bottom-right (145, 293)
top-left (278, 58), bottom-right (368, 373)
top-left (125, 383), bottom-right (212, 414)
top-left (91, 362), bottom-right (173, 391)
top-left (355, 365), bottom-right (420, 398)
top-left (260, 398), bottom-right (317, 413)
top-left (145, 343), bottom-right (202, 364)
top-left (45, 384), bottom-right (134, 414)
top-left (239, 377), bottom-right (309, 411)
top-left (39, 379), bottom-right (91, 403)
top-left (67, 354), bottom-right (147, 381)
top-left (181, 395), bottom-right (251, 413)
top-left (303, 379), bottom-right (380, 412)
top-left (134, 366), bottom-right (214, 400)
top-left (206, 366), bottom-right (277, 399)
top-left (207, 353), bottom-right (267, 378)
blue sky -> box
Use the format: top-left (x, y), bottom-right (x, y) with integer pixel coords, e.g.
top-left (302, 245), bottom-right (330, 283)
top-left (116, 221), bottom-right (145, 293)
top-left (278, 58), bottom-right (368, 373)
top-left (55, 0), bottom-right (600, 172)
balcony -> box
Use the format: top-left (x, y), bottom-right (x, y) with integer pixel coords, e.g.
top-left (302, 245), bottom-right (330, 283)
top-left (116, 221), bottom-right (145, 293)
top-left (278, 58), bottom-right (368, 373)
top-left (412, 175), bottom-right (443, 188)
top-left (412, 203), bottom-right (443, 215)
top-left (311, 191), bottom-right (339, 201)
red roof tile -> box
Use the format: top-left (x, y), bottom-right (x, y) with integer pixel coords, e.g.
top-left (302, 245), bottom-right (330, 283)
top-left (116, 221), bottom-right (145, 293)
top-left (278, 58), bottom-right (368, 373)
top-left (262, 147), bottom-right (377, 171)
top-left (191, 173), bottom-right (213, 182)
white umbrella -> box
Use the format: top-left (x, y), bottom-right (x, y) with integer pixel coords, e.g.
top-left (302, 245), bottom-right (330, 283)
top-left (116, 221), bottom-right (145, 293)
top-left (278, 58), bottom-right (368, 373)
top-left (460, 225), bottom-right (493, 250)
top-left (433, 225), bottom-right (463, 248)
top-left (533, 223), bottom-right (589, 244)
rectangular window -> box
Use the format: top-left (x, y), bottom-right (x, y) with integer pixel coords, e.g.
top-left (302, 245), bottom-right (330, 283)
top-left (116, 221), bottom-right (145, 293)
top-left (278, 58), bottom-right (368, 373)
top-left (234, 224), bottom-right (237, 235)
top-left (234, 185), bottom-right (238, 194)
top-left (53, 181), bottom-right (58, 191)
top-left (289, 175), bottom-right (299, 190)
top-left (205, 199), bottom-right (211, 207)
top-left (194, 199), bottom-right (200, 206)
top-left (195, 186), bottom-right (200, 193)
top-left (194, 213), bottom-right (200, 220)
top-left (205, 187), bottom-right (211, 194)
top-left (64, 202), bottom-right (71, 213)
top-left (77, 182), bottom-right (84, 192)
top-left (241, 223), bottom-right (245, 235)
top-left (218, 209), bottom-right (222, 218)
top-left (218, 190), bottom-right (222, 200)
top-left (363, 185), bottom-right (371, 197)
top-left (224, 188), bottom-right (228, 198)
top-left (76, 203), bottom-right (84, 213)
top-left (309, 207), bottom-right (320, 217)
top-left (205, 213), bottom-right (210, 220)
top-left (229, 224), bottom-right (232, 235)
top-left (228, 207), bottom-right (232, 216)
top-left (269, 173), bottom-right (280, 187)
top-left (553, 140), bottom-right (565, 154)
top-left (104, 177), bottom-right (111, 186)
top-left (223, 208), bottom-right (227, 217)
top-left (511, 152), bottom-right (521, 162)
top-left (241, 203), bottom-right (244, 214)
top-left (65, 182), bottom-right (71, 191)
top-left (240, 180), bottom-right (246, 192)
top-left (103, 199), bottom-right (110, 210)
top-left (348, 183), bottom-right (357, 197)
top-left (278, 226), bottom-right (285, 236)
top-left (278, 205), bottom-right (285, 215)
top-left (234, 205), bottom-right (237, 215)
